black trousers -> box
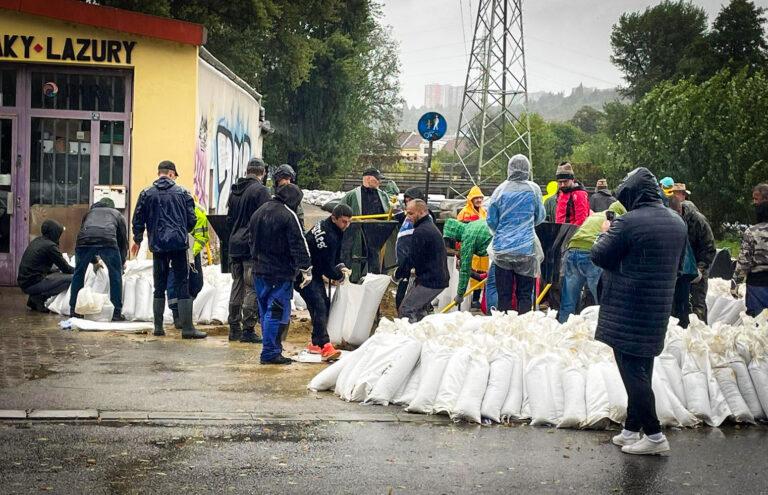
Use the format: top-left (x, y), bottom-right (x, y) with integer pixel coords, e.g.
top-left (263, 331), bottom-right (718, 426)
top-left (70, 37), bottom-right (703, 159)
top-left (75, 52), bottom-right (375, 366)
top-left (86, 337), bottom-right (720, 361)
top-left (614, 349), bottom-right (661, 436)
top-left (24, 273), bottom-right (73, 301)
top-left (495, 266), bottom-right (535, 313)
top-left (298, 277), bottom-right (331, 347)
top-left (153, 250), bottom-right (189, 300)
top-left (672, 277), bottom-right (692, 328)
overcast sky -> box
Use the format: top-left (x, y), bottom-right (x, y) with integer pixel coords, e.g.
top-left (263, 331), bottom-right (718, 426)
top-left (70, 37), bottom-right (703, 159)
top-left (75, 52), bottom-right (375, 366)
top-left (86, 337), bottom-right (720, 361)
top-left (381, 0), bottom-right (765, 107)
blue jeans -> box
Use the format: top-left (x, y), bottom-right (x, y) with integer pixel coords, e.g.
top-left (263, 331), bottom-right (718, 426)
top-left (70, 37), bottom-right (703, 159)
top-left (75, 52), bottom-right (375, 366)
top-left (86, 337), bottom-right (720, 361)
top-left (167, 253), bottom-right (203, 310)
top-left (746, 285), bottom-right (768, 317)
top-left (255, 277), bottom-right (293, 361)
top-left (558, 249), bottom-right (602, 323)
top-left (486, 263), bottom-right (498, 312)
top-left (70, 246), bottom-right (123, 313)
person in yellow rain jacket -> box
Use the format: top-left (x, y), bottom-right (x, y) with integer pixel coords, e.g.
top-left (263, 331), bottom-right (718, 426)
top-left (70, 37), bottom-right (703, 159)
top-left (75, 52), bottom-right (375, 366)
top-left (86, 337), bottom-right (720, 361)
top-left (167, 202), bottom-right (209, 327)
top-left (455, 185), bottom-right (489, 308)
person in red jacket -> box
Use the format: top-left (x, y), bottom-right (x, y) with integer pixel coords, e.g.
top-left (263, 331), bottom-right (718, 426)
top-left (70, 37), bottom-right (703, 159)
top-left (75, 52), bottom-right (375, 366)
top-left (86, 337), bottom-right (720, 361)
top-left (555, 162), bottom-right (590, 226)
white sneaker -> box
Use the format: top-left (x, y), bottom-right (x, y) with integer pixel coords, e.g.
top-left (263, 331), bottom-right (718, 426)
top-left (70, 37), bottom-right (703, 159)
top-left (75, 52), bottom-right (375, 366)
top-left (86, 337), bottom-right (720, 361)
top-left (612, 432), bottom-right (640, 446)
top-left (621, 436), bottom-right (670, 455)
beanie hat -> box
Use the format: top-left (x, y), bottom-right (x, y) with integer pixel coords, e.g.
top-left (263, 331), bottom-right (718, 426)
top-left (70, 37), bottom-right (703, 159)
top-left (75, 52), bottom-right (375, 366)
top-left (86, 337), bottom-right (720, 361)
top-left (555, 162), bottom-right (575, 180)
top-left (659, 176), bottom-right (674, 189)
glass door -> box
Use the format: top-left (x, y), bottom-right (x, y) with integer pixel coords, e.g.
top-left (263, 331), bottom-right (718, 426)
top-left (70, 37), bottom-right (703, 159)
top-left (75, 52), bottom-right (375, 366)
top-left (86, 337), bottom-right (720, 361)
top-left (0, 116), bottom-right (17, 285)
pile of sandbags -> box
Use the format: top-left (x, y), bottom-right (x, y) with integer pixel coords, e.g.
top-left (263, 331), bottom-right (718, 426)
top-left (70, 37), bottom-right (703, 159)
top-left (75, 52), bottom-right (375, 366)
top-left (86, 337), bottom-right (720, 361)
top-left (707, 278), bottom-right (747, 326)
top-left (309, 309), bottom-right (768, 427)
top-left (302, 189), bottom-right (345, 207)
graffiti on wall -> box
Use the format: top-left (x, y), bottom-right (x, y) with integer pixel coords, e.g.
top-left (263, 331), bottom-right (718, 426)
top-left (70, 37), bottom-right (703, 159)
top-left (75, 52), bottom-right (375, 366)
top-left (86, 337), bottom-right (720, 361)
top-left (195, 59), bottom-right (262, 212)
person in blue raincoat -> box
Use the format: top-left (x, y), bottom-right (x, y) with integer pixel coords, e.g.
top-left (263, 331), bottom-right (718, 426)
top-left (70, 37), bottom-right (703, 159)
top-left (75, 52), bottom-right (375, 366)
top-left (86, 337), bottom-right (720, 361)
top-left (486, 154), bottom-right (546, 314)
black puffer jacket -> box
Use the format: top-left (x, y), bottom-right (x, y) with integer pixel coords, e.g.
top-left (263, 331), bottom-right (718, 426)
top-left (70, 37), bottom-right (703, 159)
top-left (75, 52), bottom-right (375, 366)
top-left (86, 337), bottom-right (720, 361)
top-left (76, 199), bottom-right (129, 262)
top-left (306, 216), bottom-right (345, 281)
top-left (17, 219), bottom-right (74, 290)
top-left (682, 201), bottom-right (716, 270)
top-left (589, 189), bottom-right (617, 212)
top-left (249, 184), bottom-right (312, 282)
top-left (396, 214), bottom-right (449, 290)
top-left (132, 176), bottom-right (196, 253)
top-left (591, 168), bottom-right (688, 357)
top-left (227, 176), bottom-right (270, 261)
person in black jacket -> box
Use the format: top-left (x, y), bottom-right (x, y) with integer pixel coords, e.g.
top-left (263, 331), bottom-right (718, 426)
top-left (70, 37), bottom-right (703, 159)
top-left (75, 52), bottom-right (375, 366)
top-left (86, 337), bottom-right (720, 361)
top-left (131, 161), bottom-right (205, 339)
top-left (249, 183), bottom-right (312, 364)
top-left (298, 203), bottom-right (353, 360)
top-left (396, 199), bottom-right (449, 322)
top-left (69, 198), bottom-right (128, 320)
top-left (17, 219), bottom-right (74, 312)
top-left (590, 179), bottom-right (617, 212)
top-left (591, 167), bottom-right (687, 456)
top-left (226, 158), bottom-right (270, 343)
top-left (681, 200), bottom-right (716, 322)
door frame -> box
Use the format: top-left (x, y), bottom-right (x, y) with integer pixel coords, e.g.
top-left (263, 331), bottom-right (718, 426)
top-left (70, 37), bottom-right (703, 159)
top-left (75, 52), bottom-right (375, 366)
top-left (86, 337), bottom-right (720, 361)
top-left (0, 114), bottom-right (18, 285)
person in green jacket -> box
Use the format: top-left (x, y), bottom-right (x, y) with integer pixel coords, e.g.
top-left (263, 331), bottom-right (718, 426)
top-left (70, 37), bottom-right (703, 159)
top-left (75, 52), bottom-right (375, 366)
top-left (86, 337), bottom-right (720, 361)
top-left (442, 218), bottom-right (493, 306)
top-left (167, 202), bottom-right (209, 327)
top-left (558, 200), bottom-right (626, 323)
top-left (339, 168), bottom-right (393, 278)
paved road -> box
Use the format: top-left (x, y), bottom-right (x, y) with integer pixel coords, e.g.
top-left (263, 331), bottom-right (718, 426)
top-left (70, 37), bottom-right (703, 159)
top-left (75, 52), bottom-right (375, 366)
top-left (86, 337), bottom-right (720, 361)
top-left (1, 289), bottom-right (767, 493)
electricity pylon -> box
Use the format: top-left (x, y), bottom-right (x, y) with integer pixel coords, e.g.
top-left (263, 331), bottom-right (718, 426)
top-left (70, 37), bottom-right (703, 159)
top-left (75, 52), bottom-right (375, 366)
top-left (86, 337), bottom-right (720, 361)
top-left (454, 0), bottom-right (531, 186)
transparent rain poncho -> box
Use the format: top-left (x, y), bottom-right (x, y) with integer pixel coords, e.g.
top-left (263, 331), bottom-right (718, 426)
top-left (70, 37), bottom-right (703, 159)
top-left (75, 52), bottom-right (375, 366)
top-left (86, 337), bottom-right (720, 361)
top-left (486, 154), bottom-right (546, 278)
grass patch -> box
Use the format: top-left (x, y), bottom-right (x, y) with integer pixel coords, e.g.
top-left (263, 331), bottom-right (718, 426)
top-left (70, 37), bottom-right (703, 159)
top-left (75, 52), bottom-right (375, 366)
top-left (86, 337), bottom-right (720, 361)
top-left (716, 237), bottom-right (741, 258)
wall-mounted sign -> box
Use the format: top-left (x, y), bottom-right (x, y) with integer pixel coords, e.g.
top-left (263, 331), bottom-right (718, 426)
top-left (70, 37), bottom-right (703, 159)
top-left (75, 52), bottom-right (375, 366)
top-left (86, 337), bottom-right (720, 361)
top-left (0, 35), bottom-right (136, 64)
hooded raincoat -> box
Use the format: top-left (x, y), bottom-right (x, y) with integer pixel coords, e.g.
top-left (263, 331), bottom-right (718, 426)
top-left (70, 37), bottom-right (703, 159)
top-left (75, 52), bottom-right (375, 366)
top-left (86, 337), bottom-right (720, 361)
top-left (456, 185), bottom-right (490, 273)
top-left (486, 155), bottom-right (546, 278)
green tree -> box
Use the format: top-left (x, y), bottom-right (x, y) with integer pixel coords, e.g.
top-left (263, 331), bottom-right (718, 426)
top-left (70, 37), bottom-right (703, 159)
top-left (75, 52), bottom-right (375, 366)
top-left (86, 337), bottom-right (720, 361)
top-left (618, 69), bottom-right (768, 233)
top-left (570, 106), bottom-right (605, 134)
top-left (610, 1), bottom-right (708, 99)
top-left (709, 0), bottom-right (768, 73)
top-left (601, 100), bottom-right (631, 138)
top-left (549, 122), bottom-right (586, 162)
top-left (570, 133), bottom-right (630, 185)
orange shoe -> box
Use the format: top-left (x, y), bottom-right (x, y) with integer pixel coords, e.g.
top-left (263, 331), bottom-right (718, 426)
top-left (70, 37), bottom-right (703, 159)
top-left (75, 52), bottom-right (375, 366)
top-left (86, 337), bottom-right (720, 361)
top-left (321, 343), bottom-right (341, 361)
top-left (307, 344), bottom-right (322, 354)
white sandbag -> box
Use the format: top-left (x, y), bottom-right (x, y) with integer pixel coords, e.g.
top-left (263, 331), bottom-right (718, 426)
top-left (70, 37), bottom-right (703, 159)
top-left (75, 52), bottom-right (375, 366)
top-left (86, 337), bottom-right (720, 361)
top-left (584, 362), bottom-right (611, 429)
top-left (651, 365), bottom-right (679, 427)
top-left (86, 266), bottom-right (110, 295)
top-left (500, 355), bottom-right (525, 421)
top-left (334, 340), bottom-right (373, 397)
top-left (308, 355), bottom-right (351, 392)
top-left (366, 339), bottom-right (422, 406)
top-left (75, 287), bottom-right (109, 315)
top-left (433, 348), bottom-right (473, 415)
top-left (121, 277), bottom-right (137, 320)
top-left (393, 363), bottom-right (422, 406)
top-left (658, 353), bottom-right (686, 407)
top-left (193, 285), bottom-right (216, 324)
top-left (707, 295), bottom-right (746, 326)
top-left (748, 357), bottom-right (768, 416)
top-left (600, 361), bottom-right (627, 424)
top-left (406, 343), bottom-right (453, 414)
top-left (46, 289), bottom-right (71, 316)
top-left (682, 352), bottom-right (714, 424)
top-left (84, 300), bottom-right (114, 323)
top-left (133, 277), bottom-right (152, 321)
top-left (729, 359), bottom-right (765, 420)
top-left (526, 354), bottom-right (561, 427)
top-left (348, 338), bottom-right (396, 402)
top-left (344, 274), bottom-right (391, 346)
top-left (293, 290), bottom-right (307, 311)
top-left (480, 355), bottom-right (515, 423)
top-left (451, 355), bottom-right (491, 423)
top-left (327, 278), bottom-right (365, 345)
top-left (713, 367), bottom-right (755, 424)
top-left (558, 366), bottom-right (586, 429)
top-left (210, 283), bottom-right (231, 324)
top-left (654, 357), bottom-right (699, 427)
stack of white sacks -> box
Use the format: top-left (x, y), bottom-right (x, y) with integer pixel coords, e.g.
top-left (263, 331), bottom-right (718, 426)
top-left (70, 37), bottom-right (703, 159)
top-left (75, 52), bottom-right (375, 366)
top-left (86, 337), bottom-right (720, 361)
top-left (308, 308), bottom-right (768, 427)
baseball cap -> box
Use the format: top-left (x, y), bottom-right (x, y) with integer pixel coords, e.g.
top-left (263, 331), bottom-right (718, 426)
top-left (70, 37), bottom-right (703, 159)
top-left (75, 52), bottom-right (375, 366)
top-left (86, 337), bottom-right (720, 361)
top-left (158, 160), bottom-right (179, 176)
top-left (362, 167), bottom-right (383, 180)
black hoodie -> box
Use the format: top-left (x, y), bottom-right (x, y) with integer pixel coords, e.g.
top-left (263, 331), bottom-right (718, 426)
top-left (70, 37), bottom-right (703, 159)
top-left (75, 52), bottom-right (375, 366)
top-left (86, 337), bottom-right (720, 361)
top-left (249, 184), bottom-right (311, 281)
top-left (17, 219), bottom-right (74, 290)
top-left (591, 167), bottom-right (688, 358)
top-left (226, 176), bottom-right (270, 260)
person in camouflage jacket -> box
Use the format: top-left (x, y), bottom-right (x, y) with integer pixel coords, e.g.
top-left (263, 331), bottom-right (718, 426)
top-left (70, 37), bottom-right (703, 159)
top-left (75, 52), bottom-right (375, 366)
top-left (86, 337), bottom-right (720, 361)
top-left (734, 185), bottom-right (768, 316)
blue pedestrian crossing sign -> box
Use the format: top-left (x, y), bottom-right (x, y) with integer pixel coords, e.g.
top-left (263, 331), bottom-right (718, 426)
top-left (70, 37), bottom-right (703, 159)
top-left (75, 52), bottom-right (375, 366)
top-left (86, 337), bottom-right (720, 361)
top-left (418, 112), bottom-right (447, 141)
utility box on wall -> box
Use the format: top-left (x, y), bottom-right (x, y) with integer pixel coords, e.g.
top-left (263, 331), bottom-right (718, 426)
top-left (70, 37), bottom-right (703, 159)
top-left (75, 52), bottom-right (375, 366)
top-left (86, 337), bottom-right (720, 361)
top-left (93, 185), bottom-right (127, 209)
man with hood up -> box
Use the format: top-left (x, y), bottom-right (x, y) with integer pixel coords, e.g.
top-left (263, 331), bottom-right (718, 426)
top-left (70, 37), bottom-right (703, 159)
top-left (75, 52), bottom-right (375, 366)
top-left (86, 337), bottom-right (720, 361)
top-left (131, 161), bottom-right (205, 339)
top-left (70, 197), bottom-right (128, 320)
top-left (226, 158), bottom-right (271, 343)
top-left (17, 219), bottom-right (75, 312)
top-left (249, 183), bottom-right (312, 365)
top-left (591, 167), bottom-right (687, 456)
top-left (486, 154), bottom-right (546, 314)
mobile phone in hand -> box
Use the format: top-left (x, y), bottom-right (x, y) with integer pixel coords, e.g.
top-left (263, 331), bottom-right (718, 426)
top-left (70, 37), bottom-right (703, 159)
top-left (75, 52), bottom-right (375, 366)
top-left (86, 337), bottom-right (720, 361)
top-left (605, 211), bottom-right (616, 222)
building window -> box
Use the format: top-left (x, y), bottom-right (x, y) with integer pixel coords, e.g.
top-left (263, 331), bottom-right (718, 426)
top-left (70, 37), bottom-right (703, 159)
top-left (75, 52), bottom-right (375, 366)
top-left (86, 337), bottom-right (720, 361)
top-left (98, 121), bottom-right (125, 185)
top-left (30, 117), bottom-right (91, 206)
top-left (0, 69), bottom-right (15, 107)
top-left (31, 71), bottom-right (125, 112)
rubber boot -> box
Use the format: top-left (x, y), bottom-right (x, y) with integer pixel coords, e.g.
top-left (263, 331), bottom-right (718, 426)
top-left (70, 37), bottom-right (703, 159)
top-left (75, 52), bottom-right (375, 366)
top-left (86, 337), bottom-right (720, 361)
top-left (240, 327), bottom-right (262, 343)
top-left (152, 298), bottom-right (166, 336)
top-left (228, 323), bottom-right (242, 342)
top-left (171, 306), bottom-right (182, 329)
top-left (179, 298), bottom-right (207, 339)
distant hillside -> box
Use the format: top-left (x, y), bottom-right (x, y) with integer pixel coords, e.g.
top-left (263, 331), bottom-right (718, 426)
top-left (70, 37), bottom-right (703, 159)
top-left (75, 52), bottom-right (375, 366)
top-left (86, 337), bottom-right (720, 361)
top-left (398, 85), bottom-right (625, 132)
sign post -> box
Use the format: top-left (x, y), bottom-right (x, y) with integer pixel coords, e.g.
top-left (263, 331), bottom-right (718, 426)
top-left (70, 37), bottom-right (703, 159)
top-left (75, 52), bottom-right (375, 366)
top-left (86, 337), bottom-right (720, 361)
top-left (417, 112), bottom-right (447, 198)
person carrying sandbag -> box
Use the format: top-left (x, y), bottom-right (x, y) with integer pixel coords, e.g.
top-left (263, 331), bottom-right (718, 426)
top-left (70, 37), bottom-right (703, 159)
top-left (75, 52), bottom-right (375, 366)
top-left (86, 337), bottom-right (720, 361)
top-left (298, 203), bottom-right (353, 360)
top-left (249, 183), bottom-right (312, 365)
top-left (591, 167), bottom-right (687, 455)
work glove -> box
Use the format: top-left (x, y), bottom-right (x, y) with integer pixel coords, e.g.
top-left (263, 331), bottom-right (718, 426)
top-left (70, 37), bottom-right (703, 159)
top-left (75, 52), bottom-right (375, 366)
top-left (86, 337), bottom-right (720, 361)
top-left (730, 280), bottom-right (740, 299)
top-left (453, 294), bottom-right (464, 306)
top-left (299, 268), bottom-right (313, 289)
top-left (335, 263), bottom-right (352, 278)
top-left (692, 268), bottom-right (703, 284)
